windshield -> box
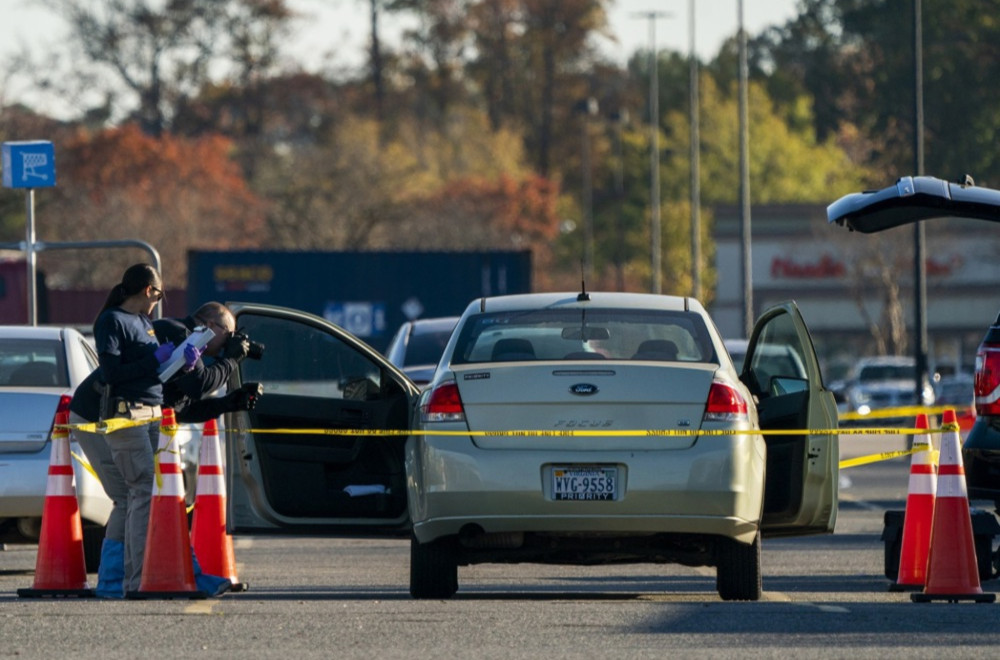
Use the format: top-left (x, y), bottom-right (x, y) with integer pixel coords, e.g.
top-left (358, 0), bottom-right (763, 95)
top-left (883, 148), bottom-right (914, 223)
top-left (450, 309), bottom-right (716, 364)
top-left (858, 364), bottom-right (915, 382)
top-left (0, 338), bottom-right (68, 387)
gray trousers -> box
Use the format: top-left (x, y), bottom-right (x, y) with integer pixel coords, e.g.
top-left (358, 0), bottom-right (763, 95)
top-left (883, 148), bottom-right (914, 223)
top-left (71, 409), bottom-right (159, 592)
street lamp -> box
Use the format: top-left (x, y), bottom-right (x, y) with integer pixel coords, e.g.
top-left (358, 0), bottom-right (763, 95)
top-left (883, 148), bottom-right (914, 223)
top-left (738, 0), bottom-right (753, 338)
top-left (634, 10), bottom-right (671, 294)
top-left (689, 0), bottom-right (701, 301)
top-left (575, 97), bottom-right (599, 280)
top-left (913, 0), bottom-right (929, 404)
top-left (610, 109), bottom-right (629, 291)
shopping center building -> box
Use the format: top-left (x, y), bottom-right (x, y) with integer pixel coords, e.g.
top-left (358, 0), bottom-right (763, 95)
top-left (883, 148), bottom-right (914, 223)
top-left (711, 204), bottom-right (1000, 378)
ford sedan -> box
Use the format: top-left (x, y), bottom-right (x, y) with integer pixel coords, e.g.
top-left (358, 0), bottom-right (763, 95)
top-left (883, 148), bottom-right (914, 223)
top-left (223, 292), bottom-right (839, 601)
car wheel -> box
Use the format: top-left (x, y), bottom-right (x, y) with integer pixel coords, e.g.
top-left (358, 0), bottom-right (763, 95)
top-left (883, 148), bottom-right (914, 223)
top-left (716, 533), bottom-right (762, 601)
top-left (409, 535), bottom-right (458, 599)
top-left (82, 523), bottom-right (106, 573)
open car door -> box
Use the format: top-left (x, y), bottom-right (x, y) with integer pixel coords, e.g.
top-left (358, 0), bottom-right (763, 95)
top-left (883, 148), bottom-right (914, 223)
top-left (223, 303), bottom-right (420, 536)
top-left (743, 302), bottom-right (839, 536)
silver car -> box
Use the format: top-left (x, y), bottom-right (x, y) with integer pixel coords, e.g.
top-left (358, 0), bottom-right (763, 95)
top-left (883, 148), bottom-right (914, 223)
top-left (384, 316), bottom-right (460, 387)
top-left (0, 325), bottom-right (112, 571)
top-left (223, 294), bottom-right (839, 601)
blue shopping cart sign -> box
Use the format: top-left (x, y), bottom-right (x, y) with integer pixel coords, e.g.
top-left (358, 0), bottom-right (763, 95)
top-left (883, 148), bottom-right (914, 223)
top-left (2, 141), bottom-right (56, 188)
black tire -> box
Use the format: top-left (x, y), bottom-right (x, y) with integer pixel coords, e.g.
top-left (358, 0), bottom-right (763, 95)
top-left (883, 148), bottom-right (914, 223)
top-left (716, 533), bottom-right (762, 601)
top-left (82, 523), bottom-right (106, 574)
top-left (409, 535), bottom-right (458, 599)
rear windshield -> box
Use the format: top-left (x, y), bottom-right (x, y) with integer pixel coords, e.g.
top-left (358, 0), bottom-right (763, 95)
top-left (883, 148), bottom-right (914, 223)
top-left (858, 364), bottom-right (915, 382)
top-left (0, 339), bottom-right (68, 387)
top-left (451, 309), bottom-right (716, 364)
top-left (405, 329), bottom-right (454, 366)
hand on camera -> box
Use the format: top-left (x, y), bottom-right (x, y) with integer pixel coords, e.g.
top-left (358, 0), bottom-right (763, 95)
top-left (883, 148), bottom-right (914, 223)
top-left (223, 334), bottom-right (251, 360)
top-left (154, 342), bottom-right (175, 364)
top-left (183, 344), bottom-right (202, 371)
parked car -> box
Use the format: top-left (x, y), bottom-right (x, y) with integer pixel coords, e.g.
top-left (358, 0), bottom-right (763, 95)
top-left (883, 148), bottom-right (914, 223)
top-left (0, 325), bottom-right (111, 571)
top-left (828, 174), bottom-right (1000, 507)
top-left (841, 355), bottom-right (935, 422)
top-left (934, 373), bottom-right (976, 431)
top-left (222, 293), bottom-right (839, 601)
top-left (723, 338), bottom-right (748, 372)
top-left (384, 316), bottom-right (460, 387)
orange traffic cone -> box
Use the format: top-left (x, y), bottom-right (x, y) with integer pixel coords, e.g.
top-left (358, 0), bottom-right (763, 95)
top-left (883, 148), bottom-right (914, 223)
top-left (191, 418), bottom-right (247, 592)
top-left (912, 409), bottom-right (996, 603)
top-left (126, 408), bottom-right (205, 599)
top-left (891, 414), bottom-right (936, 591)
top-left (18, 410), bottom-right (94, 598)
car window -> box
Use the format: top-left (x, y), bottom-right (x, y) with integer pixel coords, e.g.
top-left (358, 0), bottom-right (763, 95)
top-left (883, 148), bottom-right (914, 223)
top-left (451, 309), bottom-right (715, 364)
top-left (858, 365), bottom-right (914, 381)
top-left (237, 313), bottom-right (381, 400)
top-left (748, 312), bottom-right (807, 393)
top-left (0, 338), bottom-right (69, 387)
top-left (405, 328), bottom-right (454, 366)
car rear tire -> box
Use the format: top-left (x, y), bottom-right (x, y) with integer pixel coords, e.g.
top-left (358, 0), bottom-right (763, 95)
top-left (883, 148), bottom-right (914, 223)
top-left (716, 533), bottom-right (762, 601)
top-left (409, 535), bottom-right (458, 599)
top-left (82, 523), bottom-right (106, 573)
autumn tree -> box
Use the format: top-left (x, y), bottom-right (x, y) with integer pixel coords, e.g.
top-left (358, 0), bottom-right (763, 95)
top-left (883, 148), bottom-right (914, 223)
top-left (36, 124), bottom-right (265, 288)
top-left (40, 0), bottom-right (292, 135)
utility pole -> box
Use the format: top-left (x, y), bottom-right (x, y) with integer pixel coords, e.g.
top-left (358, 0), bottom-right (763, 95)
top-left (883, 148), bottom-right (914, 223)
top-left (913, 0), bottom-right (929, 403)
top-left (634, 10), bottom-right (671, 294)
top-left (738, 0), bottom-right (753, 338)
top-left (689, 0), bottom-right (701, 301)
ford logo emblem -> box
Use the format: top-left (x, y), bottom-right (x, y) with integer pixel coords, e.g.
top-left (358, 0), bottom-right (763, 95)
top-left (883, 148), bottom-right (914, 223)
top-left (570, 383), bottom-right (599, 396)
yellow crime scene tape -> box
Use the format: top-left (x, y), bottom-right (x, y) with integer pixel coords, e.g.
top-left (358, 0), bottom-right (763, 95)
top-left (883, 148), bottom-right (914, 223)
top-left (58, 404), bottom-right (967, 476)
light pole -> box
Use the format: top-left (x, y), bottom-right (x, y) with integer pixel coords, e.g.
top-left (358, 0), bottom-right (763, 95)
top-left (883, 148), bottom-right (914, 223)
top-left (576, 97), bottom-right (599, 281)
top-left (611, 109), bottom-right (629, 291)
top-left (913, 0), bottom-right (929, 403)
top-left (738, 0), bottom-right (753, 338)
top-left (689, 0), bottom-right (701, 301)
top-left (634, 10), bottom-right (671, 294)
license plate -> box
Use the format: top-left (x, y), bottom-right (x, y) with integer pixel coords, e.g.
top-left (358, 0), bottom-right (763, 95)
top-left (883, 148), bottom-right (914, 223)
top-left (551, 466), bottom-right (618, 501)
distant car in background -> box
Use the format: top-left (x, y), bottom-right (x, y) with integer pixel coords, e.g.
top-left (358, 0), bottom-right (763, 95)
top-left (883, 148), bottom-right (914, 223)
top-left (0, 325), bottom-right (111, 571)
top-left (723, 338), bottom-right (748, 372)
top-left (385, 316), bottom-right (460, 387)
top-left (842, 355), bottom-right (935, 423)
top-left (934, 373), bottom-right (975, 430)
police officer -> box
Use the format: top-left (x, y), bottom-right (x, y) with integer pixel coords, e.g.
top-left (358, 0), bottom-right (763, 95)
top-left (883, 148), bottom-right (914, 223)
top-left (70, 264), bottom-right (173, 598)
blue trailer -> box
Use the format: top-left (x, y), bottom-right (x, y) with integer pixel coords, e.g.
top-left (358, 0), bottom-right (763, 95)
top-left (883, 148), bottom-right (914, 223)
top-left (187, 250), bottom-right (532, 353)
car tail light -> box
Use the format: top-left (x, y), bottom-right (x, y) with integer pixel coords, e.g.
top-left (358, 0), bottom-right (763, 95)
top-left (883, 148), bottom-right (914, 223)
top-left (49, 394), bottom-right (72, 439)
top-left (420, 382), bottom-right (466, 423)
top-left (974, 338), bottom-right (1000, 416)
top-left (704, 380), bottom-right (749, 422)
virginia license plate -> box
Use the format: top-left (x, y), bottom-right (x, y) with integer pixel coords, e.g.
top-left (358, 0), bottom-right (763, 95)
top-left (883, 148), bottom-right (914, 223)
top-left (551, 466), bottom-right (618, 501)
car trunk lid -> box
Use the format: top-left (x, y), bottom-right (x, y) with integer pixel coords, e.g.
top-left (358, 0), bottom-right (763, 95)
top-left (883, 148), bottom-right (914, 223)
top-left (0, 390), bottom-right (60, 453)
top-left (452, 362), bottom-right (718, 450)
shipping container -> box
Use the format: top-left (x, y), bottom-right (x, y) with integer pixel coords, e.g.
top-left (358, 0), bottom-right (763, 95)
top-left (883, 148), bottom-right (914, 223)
top-left (187, 250), bottom-right (532, 353)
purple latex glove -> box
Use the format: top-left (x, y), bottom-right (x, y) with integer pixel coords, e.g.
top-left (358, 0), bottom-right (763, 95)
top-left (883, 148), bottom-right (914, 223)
top-left (154, 341), bottom-right (175, 364)
top-left (183, 343), bottom-right (202, 370)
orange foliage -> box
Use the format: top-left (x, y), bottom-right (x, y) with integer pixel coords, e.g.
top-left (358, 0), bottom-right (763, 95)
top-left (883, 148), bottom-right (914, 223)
top-left (38, 124), bottom-right (266, 288)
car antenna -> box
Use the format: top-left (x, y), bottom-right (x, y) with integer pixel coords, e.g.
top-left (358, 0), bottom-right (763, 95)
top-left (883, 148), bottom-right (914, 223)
top-left (577, 262), bottom-right (590, 302)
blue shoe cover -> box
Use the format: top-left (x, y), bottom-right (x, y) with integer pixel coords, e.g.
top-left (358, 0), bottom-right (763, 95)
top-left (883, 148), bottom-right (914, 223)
top-left (96, 538), bottom-right (125, 599)
top-left (191, 549), bottom-right (232, 597)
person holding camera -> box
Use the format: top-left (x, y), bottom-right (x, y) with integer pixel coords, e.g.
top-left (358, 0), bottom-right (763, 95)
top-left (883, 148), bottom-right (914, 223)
top-left (153, 301), bottom-right (263, 424)
top-left (69, 263), bottom-right (174, 598)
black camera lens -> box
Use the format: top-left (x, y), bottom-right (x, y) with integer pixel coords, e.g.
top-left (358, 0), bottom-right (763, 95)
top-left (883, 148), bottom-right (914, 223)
top-left (247, 340), bottom-right (265, 360)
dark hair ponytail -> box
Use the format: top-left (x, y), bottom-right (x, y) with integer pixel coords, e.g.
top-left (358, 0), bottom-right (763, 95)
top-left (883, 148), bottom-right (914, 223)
top-left (94, 263), bottom-right (162, 330)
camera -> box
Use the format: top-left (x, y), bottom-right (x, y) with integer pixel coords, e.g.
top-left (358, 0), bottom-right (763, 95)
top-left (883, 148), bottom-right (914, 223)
top-left (230, 330), bottom-right (265, 360)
